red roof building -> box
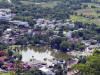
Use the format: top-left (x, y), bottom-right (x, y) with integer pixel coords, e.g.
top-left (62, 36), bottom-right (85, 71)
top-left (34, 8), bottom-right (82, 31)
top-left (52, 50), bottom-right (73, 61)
top-left (69, 38), bottom-right (80, 42)
top-left (0, 57), bottom-right (5, 61)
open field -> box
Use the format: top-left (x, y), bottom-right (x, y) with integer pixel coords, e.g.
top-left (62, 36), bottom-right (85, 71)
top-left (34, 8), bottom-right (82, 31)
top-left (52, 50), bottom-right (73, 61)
top-left (75, 9), bottom-right (100, 18)
top-left (40, 1), bottom-right (60, 8)
top-left (75, 3), bottom-right (100, 18)
top-left (70, 15), bottom-right (100, 25)
top-left (1, 73), bottom-right (10, 75)
top-left (82, 3), bottom-right (100, 8)
top-left (20, 1), bottom-right (60, 8)
top-left (70, 15), bottom-right (90, 23)
top-left (1, 72), bottom-right (15, 75)
top-left (73, 3), bottom-right (100, 26)
top-left (75, 9), bottom-right (97, 17)
top-left (20, 1), bottom-right (34, 5)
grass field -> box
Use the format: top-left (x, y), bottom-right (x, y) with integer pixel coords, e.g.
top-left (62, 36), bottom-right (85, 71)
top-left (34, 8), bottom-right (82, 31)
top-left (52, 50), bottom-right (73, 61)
top-left (1, 73), bottom-right (10, 75)
top-left (70, 15), bottom-right (100, 25)
top-left (82, 3), bottom-right (100, 8)
top-left (20, 1), bottom-right (60, 8)
top-left (0, 0), bottom-right (9, 2)
top-left (75, 3), bottom-right (100, 18)
top-left (73, 3), bottom-right (100, 26)
top-left (40, 1), bottom-right (60, 8)
top-left (20, 1), bottom-right (34, 5)
top-left (1, 72), bottom-right (15, 75)
top-left (75, 9), bottom-right (97, 17)
top-left (70, 15), bottom-right (90, 23)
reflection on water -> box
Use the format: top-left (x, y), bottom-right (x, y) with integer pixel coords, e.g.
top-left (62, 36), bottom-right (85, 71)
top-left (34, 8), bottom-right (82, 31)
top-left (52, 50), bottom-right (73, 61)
top-left (20, 46), bottom-right (72, 62)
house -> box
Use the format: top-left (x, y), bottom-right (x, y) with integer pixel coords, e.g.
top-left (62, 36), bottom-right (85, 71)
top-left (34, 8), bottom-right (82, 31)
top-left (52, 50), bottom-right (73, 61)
top-left (48, 24), bottom-right (55, 29)
top-left (0, 68), bottom-right (7, 73)
top-left (6, 28), bottom-right (12, 32)
top-left (0, 57), bottom-right (6, 62)
top-left (0, 9), bottom-right (11, 13)
top-left (32, 32), bottom-right (36, 36)
top-left (44, 59), bottom-right (57, 67)
top-left (9, 20), bottom-right (29, 27)
top-left (20, 63), bottom-right (31, 71)
top-left (27, 29), bottom-right (33, 34)
top-left (36, 19), bottom-right (44, 24)
top-left (69, 38), bottom-right (80, 42)
top-left (0, 37), bottom-right (3, 42)
top-left (41, 31), bottom-right (46, 35)
top-left (39, 67), bottom-right (55, 75)
top-left (0, 9), bottom-right (13, 21)
top-left (67, 23), bottom-right (75, 29)
top-left (0, 12), bottom-right (12, 21)
top-left (65, 31), bottom-right (72, 38)
top-left (82, 40), bottom-right (91, 46)
top-left (54, 31), bottom-right (59, 35)
top-left (2, 63), bottom-right (14, 71)
top-left (40, 24), bottom-right (47, 29)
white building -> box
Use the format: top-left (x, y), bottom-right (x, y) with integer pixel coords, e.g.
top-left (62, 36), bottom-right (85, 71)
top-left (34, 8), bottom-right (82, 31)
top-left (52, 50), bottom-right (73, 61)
top-left (48, 24), bottom-right (55, 29)
top-left (0, 12), bottom-right (12, 21)
top-left (63, 31), bottom-right (72, 38)
top-left (9, 20), bottom-right (29, 27)
top-left (39, 67), bottom-right (55, 75)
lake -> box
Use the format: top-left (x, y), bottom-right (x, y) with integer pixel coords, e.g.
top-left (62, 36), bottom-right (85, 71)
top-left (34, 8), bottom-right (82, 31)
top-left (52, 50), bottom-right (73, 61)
top-left (19, 46), bottom-right (72, 63)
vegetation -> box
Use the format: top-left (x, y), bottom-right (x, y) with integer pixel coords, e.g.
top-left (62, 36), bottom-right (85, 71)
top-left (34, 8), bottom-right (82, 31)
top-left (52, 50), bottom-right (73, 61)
top-left (72, 49), bottom-right (100, 75)
top-left (23, 70), bottom-right (46, 75)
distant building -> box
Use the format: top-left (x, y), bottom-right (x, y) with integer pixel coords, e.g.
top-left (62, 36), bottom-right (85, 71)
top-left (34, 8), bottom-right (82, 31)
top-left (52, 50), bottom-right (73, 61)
top-left (57, 22), bottom-right (75, 29)
top-left (63, 31), bottom-right (72, 38)
top-left (39, 67), bottom-right (55, 75)
top-left (9, 20), bottom-right (29, 27)
top-left (69, 38), bottom-right (80, 42)
top-left (0, 12), bottom-right (12, 21)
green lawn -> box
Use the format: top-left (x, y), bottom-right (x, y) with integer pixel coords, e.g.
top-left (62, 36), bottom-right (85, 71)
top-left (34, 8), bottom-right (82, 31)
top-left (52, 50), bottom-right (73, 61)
top-left (20, 1), bottom-right (34, 5)
top-left (1, 72), bottom-right (15, 75)
top-left (8, 45), bottom-right (21, 50)
top-left (40, 1), bottom-right (60, 8)
top-left (70, 15), bottom-right (100, 26)
top-left (0, 0), bottom-right (9, 2)
top-left (20, 1), bottom-right (60, 8)
top-left (75, 3), bottom-right (100, 18)
top-left (1, 73), bottom-right (10, 75)
top-left (0, 0), bottom-right (2, 1)
top-left (70, 15), bottom-right (90, 23)
top-left (73, 3), bottom-right (100, 26)
top-left (82, 3), bottom-right (100, 8)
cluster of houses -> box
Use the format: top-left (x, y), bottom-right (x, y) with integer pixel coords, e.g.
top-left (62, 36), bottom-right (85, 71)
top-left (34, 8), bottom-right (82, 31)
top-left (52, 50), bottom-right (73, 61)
top-left (0, 8), bottom-right (77, 45)
top-left (0, 50), bottom-right (31, 73)
top-left (0, 8), bottom-right (99, 52)
top-left (0, 9), bottom-right (14, 21)
top-left (0, 49), bottom-right (68, 75)
top-left (34, 18), bottom-right (75, 30)
top-left (1, 8), bottom-right (100, 75)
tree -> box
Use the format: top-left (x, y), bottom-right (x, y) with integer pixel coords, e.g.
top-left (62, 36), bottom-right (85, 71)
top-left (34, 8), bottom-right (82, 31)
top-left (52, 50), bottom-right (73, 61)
top-left (78, 56), bottom-right (86, 64)
top-left (72, 49), bottom-right (100, 75)
top-left (0, 61), bottom-right (4, 68)
top-left (8, 50), bottom-right (13, 56)
top-left (96, 35), bottom-right (100, 43)
top-left (50, 37), bottom-right (63, 49)
top-left (23, 70), bottom-right (46, 75)
top-left (0, 43), bottom-right (7, 50)
top-left (15, 60), bottom-right (22, 75)
top-left (60, 41), bottom-right (69, 52)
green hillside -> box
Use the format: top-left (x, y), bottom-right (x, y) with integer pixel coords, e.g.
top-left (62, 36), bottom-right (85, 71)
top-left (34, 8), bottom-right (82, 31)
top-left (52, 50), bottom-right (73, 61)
top-left (0, 0), bottom-right (10, 3)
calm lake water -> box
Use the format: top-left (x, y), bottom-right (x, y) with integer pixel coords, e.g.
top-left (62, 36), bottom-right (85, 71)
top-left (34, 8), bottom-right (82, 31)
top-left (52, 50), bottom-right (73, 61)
top-left (19, 46), bottom-right (71, 62)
